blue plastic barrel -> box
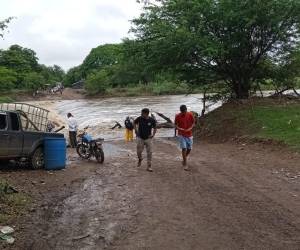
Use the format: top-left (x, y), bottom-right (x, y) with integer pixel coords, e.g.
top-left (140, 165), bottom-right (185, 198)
top-left (44, 137), bottom-right (66, 170)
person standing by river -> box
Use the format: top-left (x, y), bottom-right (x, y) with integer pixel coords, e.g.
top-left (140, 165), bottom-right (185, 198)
top-left (67, 113), bottom-right (78, 148)
top-left (175, 105), bottom-right (195, 171)
top-left (124, 116), bottom-right (134, 142)
top-left (134, 108), bottom-right (157, 172)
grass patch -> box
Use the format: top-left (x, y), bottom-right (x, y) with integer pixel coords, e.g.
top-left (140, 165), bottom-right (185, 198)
top-left (242, 104), bottom-right (300, 148)
top-left (0, 180), bottom-right (30, 224)
top-left (90, 82), bottom-right (199, 97)
top-left (0, 96), bottom-right (15, 103)
top-left (198, 99), bottom-right (300, 149)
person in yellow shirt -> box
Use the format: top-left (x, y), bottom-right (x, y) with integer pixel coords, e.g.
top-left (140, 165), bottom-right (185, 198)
top-left (124, 116), bottom-right (134, 142)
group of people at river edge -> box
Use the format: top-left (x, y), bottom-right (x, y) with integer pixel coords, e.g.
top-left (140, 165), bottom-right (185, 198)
top-left (66, 105), bottom-right (195, 171)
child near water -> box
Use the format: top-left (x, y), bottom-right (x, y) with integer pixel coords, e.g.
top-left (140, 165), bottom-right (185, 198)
top-left (124, 116), bottom-right (134, 142)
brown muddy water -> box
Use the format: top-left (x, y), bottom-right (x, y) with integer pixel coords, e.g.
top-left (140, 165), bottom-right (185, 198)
top-left (55, 94), bottom-right (222, 140)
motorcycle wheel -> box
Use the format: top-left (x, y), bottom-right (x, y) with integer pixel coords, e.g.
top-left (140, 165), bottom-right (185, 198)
top-left (95, 147), bottom-right (104, 164)
top-left (76, 143), bottom-right (91, 159)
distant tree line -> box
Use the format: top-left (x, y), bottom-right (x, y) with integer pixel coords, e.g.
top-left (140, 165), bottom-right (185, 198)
top-left (0, 18), bottom-right (65, 93)
top-left (65, 0), bottom-right (300, 98)
top-left (3, 0), bottom-right (300, 99)
top-left (0, 45), bottom-right (65, 92)
top-left (64, 41), bottom-right (181, 95)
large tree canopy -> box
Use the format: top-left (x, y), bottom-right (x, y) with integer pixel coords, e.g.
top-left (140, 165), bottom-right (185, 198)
top-left (81, 44), bottom-right (124, 77)
top-left (0, 45), bottom-right (39, 73)
top-left (64, 44), bottom-right (125, 86)
top-left (133, 0), bottom-right (300, 98)
top-left (0, 66), bottom-right (17, 90)
top-left (0, 45), bottom-right (65, 91)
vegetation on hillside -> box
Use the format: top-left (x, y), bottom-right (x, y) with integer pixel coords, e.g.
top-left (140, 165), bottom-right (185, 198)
top-left (0, 45), bottom-right (65, 93)
top-left (2, 0), bottom-right (300, 98)
top-left (0, 18), bottom-right (65, 94)
top-left (198, 99), bottom-right (300, 149)
top-left (64, 0), bottom-right (300, 98)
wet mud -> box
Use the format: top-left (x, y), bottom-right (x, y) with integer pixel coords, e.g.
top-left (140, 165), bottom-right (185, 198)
top-left (1, 139), bottom-right (300, 250)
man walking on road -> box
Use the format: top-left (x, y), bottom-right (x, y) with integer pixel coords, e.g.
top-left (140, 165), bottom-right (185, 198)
top-left (134, 108), bottom-right (157, 172)
top-left (67, 113), bottom-right (78, 148)
top-left (175, 105), bottom-right (195, 171)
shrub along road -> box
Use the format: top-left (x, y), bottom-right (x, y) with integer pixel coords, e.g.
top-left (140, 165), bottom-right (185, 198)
top-left (1, 138), bottom-right (300, 249)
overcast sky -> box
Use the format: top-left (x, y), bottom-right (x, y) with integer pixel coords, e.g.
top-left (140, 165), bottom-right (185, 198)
top-left (0, 0), bottom-right (142, 70)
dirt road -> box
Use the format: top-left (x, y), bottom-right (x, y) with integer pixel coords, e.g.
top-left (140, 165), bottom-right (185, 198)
top-left (2, 139), bottom-right (300, 249)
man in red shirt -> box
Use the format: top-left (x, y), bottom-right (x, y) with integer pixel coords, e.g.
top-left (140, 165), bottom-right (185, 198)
top-left (175, 105), bottom-right (195, 171)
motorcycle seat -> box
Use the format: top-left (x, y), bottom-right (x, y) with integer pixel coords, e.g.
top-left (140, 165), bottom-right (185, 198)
top-left (91, 137), bottom-right (104, 143)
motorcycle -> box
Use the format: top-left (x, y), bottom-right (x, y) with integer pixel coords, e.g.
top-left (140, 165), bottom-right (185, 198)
top-left (76, 126), bottom-right (104, 163)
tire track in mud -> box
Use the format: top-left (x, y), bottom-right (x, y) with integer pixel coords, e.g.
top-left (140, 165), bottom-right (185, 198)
top-left (29, 163), bottom-right (142, 249)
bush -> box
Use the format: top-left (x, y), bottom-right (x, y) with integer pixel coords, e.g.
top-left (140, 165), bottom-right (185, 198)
top-left (23, 72), bottom-right (45, 91)
top-left (151, 81), bottom-right (189, 95)
top-left (85, 69), bottom-right (112, 95)
top-left (0, 67), bottom-right (17, 90)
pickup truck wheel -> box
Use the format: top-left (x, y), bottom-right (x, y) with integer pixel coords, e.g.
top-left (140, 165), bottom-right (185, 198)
top-left (31, 147), bottom-right (44, 169)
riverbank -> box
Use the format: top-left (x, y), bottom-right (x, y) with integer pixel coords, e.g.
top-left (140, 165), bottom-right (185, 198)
top-left (0, 84), bottom-right (203, 103)
top-left (98, 82), bottom-right (201, 97)
top-left (197, 97), bottom-right (300, 150)
top-left (0, 88), bottom-right (86, 103)
top-left (3, 90), bottom-right (300, 150)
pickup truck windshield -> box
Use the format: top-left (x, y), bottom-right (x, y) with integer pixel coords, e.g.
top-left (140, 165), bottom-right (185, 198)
top-left (0, 113), bottom-right (7, 130)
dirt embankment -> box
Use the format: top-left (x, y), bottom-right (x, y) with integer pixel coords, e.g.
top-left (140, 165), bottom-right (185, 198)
top-left (12, 88), bottom-right (86, 102)
top-left (196, 97), bottom-right (300, 144)
top-left (1, 138), bottom-right (300, 249)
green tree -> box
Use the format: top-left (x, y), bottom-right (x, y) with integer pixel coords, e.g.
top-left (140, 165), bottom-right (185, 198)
top-left (51, 65), bottom-right (65, 81)
top-left (64, 43), bottom-right (125, 88)
top-left (38, 64), bottom-right (65, 86)
top-left (269, 48), bottom-right (300, 93)
top-left (81, 44), bottom-right (123, 77)
top-left (85, 69), bottom-right (111, 94)
top-left (0, 66), bottom-right (17, 90)
top-left (63, 66), bottom-right (83, 86)
top-left (112, 39), bottom-right (156, 86)
top-left (104, 39), bottom-right (174, 87)
top-left (23, 72), bottom-right (45, 91)
top-left (0, 45), bottom-right (39, 71)
top-left (0, 45), bottom-right (39, 87)
top-left (133, 0), bottom-right (300, 98)
top-left (0, 42), bottom-right (65, 91)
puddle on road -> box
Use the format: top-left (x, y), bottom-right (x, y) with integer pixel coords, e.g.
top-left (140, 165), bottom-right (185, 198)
top-left (45, 160), bottom-right (139, 249)
top-left (67, 143), bottom-right (133, 166)
top-left (103, 143), bottom-right (133, 158)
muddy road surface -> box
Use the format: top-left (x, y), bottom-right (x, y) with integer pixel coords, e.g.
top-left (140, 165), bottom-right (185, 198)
top-left (1, 139), bottom-right (300, 250)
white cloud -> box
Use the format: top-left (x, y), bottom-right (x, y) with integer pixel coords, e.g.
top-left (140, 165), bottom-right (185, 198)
top-left (0, 0), bottom-right (142, 70)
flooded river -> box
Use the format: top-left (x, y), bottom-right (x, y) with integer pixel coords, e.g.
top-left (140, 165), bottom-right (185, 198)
top-left (55, 94), bottom-right (222, 140)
